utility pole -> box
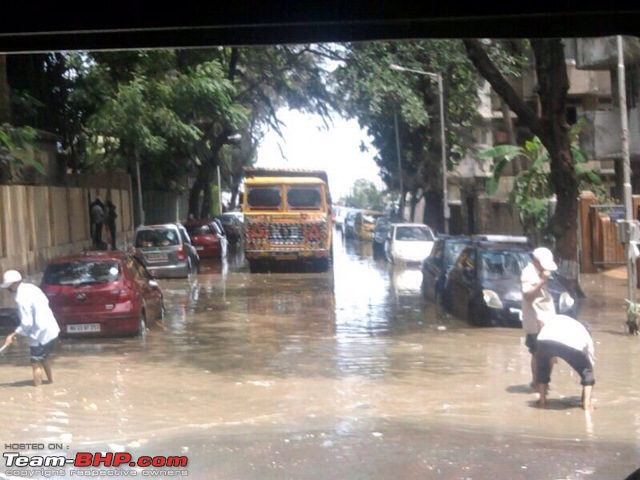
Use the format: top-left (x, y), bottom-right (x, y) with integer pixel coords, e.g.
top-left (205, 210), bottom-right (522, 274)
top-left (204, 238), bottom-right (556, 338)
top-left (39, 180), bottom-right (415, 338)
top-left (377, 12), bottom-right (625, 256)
top-left (393, 107), bottom-right (404, 220)
top-left (617, 35), bottom-right (637, 319)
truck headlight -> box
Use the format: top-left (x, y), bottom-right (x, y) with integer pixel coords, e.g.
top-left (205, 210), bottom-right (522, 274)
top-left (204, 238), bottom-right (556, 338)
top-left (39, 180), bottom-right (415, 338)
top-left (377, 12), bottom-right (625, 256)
top-left (482, 289), bottom-right (503, 309)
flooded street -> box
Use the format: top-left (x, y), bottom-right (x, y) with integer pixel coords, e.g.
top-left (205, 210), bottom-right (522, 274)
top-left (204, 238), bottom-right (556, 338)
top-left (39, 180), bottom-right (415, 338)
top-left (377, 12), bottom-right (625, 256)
top-left (2, 232), bottom-right (640, 479)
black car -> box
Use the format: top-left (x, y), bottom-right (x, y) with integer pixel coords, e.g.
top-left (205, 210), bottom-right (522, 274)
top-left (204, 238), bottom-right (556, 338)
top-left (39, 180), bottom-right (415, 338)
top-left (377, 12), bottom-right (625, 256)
top-left (372, 216), bottom-right (392, 256)
top-left (0, 307), bottom-right (20, 335)
top-left (421, 235), bottom-right (471, 303)
top-left (442, 241), bottom-right (577, 327)
top-left (342, 210), bottom-right (358, 239)
top-left (218, 212), bottom-right (243, 244)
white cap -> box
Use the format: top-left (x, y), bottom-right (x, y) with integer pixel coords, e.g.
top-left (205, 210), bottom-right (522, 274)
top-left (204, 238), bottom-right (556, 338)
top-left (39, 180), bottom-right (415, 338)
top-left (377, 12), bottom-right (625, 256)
top-left (532, 247), bottom-right (557, 272)
top-left (1, 270), bottom-right (23, 288)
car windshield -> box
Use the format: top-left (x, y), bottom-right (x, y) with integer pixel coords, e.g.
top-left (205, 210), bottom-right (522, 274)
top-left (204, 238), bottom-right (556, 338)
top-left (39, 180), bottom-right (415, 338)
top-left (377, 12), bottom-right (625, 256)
top-left (395, 226), bottom-right (434, 241)
top-left (479, 250), bottom-right (530, 280)
top-left (186, 224), bottom-right (211, 236)
top-left (444, 241), bottom-right (469, 267)
top-left (43, 261), bottom-right (120, 286)
top-left (375, 218), bottom-right (390, 230)
top-left (135, 229), bottom-right (179, 247)
top-left (362, 214), bottom-right (380, 224)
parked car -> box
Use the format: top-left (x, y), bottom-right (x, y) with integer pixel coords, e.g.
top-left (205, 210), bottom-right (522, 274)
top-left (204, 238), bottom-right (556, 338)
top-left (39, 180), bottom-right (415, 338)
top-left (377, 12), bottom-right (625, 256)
top-left (421, 234), bottom-right (529, 303)
top-left (385, 223), bottom-right (436, 265)
top-left (421, 235), bottom-right (471, 302)
top-left (442, 240), bottom-right (577, 327)
top-left (372, 216), bottom-right (392, 256)
top-left (218, 212), bottom-right (244, 245)
top-left (354, 210), bottom-right (385, 241)
top-left (40, 251), bottom-right (164, 337)
top-left (342, 210), bottom-right (358, 239)
top-left (184, 218), bottom-right (228, 259)
top-left (133, 222), bottom-right (200, 278)
top-left (333, 206), bottom-right (350, 229)
top-left (0, 307), bottom-right (20, 335)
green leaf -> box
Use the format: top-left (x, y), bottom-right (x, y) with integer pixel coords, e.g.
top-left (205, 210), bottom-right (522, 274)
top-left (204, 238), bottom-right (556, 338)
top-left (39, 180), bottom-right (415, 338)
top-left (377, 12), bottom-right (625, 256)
top-left (478, 144), bottom-right (521, 161)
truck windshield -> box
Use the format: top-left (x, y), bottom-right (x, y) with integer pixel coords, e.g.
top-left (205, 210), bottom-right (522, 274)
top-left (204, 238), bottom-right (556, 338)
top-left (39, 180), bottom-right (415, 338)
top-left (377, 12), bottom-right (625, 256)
top-left (287, 186), bottom-right (323, 210)
top-left (246, 187), bottom-right (282, 209)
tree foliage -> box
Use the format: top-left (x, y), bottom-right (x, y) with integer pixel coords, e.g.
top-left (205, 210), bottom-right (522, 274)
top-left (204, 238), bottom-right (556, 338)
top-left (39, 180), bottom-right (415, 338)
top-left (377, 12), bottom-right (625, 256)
top-left (480, 120), bottom-right (607, 248)
top-left (330, 40), bottom-right (482, 230)
top-left (343, 178), bottom-right (386, 211)
top-left (463, 38), bottom-right (581, 291)
top-left (59, 46), bottom-right (338, 218)
top-left (0, 123), bottom-right (44, 183)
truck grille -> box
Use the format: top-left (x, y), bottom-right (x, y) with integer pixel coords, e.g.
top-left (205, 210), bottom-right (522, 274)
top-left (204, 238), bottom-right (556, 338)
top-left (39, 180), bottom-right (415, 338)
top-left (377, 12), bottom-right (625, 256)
top-left (269, 224), bottom-right (303, 244)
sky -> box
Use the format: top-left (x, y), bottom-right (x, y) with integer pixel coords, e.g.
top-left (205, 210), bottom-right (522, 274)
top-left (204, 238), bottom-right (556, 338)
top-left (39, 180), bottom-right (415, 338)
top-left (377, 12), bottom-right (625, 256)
top-left (255, 109), bottom-right (385, 200)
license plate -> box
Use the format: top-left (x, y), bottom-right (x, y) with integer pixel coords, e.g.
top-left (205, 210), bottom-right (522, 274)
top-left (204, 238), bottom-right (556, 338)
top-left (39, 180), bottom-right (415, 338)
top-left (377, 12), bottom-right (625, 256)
top-left (147, 253), bottom-right (167, 262)
top-left (67, 324), bottom-right (100, 333)
top-left (195, 246), bottom-right (204, 250)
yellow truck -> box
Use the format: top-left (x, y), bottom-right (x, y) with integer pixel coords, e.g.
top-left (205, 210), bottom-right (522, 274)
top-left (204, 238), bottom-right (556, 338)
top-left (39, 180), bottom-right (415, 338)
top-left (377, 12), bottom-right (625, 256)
top-left (242, 167), bottom-right (333, 272)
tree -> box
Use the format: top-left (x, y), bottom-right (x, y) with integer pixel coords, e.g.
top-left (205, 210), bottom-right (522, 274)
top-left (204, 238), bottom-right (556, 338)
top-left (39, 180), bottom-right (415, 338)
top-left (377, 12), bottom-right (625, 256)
top-left (343, 178), bottom-right (385, 210)
top-left (68, 50), bottom-right (246, 218)
top-left (463, 38), bottom-right (580, 294)
top-left (332, 40), bottom-right (482, 231)
top-left (67, 46), bottom-right (338, 219)
top-left (0, 124), bottom-right (44, 183)
top-left (480, 121), bottom-right (609, 245)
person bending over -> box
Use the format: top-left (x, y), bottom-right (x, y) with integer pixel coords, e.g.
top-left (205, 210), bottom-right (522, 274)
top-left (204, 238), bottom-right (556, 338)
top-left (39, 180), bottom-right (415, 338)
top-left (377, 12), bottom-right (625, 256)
top-left (535, 313), bottom-right (595, 411)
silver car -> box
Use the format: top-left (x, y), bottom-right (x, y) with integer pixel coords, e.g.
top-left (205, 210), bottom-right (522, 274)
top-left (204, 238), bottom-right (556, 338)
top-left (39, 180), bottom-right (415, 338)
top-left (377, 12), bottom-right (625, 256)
top-left (133, 223), bottom-right (200, 279)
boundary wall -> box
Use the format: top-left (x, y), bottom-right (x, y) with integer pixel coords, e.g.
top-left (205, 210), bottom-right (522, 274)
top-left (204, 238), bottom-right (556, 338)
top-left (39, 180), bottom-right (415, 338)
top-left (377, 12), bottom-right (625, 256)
top-left (0, 179), bottom-right (134, 305)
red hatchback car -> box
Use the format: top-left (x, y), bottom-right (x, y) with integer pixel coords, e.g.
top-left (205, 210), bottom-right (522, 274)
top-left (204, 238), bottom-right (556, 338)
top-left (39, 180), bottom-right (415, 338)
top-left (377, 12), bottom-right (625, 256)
top-left (40, 251), bottom-right (165, 338)
top-left (184, 219), bottom-right (228, 259)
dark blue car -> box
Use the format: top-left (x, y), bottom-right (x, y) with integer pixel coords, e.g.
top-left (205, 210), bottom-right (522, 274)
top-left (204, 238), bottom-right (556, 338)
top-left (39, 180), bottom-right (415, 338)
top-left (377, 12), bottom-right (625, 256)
top-left (442, 240), bottom-right (577, 327)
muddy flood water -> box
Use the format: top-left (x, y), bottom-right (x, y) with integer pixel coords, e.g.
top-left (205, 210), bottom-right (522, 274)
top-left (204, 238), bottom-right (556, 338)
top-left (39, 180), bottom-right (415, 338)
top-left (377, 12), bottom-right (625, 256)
top-left (2, 232), bottom-right (640, 479)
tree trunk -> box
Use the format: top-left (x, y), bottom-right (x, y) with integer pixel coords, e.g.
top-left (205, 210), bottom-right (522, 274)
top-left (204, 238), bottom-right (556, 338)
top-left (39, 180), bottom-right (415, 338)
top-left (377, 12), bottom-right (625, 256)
top-left (464, 38), bottom-right (580, 296)
top-left (530, 38), bottom-right (580, 296)
top-left (500, 100), bottom-right (523, 173)
top-left (187, 128), bottom-right (233, 219)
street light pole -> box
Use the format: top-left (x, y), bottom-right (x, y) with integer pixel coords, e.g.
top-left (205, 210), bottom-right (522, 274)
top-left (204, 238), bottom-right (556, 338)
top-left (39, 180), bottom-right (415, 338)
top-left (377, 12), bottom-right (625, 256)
top-left (390, 63), bottom-right (448, 233)
top-left (393, 106), bottom-right (404, 220)
top-left (617, 35), bottom-right (636, 310)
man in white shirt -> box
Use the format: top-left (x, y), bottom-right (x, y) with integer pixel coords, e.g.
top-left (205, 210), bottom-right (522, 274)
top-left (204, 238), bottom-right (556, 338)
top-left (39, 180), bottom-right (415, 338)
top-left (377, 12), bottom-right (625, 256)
top-left (1, 270), bottom-right (60, 386)
top-left (535, 313), bottom-right (596, 411)
top-left (521, 247), bottom-right (557, 387)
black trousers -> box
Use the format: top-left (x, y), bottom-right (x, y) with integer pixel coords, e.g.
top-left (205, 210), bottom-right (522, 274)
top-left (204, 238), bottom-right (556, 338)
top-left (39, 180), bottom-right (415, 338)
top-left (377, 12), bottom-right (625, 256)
top-left (536, 339), bottom-right (595, 386)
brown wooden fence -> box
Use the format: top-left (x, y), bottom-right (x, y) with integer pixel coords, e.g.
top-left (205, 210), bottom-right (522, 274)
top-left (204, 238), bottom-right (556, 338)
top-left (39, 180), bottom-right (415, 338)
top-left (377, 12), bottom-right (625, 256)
top-left (579, 191), bottom-right (640, 273)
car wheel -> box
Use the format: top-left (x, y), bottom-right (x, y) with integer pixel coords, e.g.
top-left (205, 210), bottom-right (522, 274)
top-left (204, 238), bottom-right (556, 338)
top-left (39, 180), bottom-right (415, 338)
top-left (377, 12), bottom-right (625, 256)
top-left (249, 260), bottom-right (264, 273)
top-left (157, 298), bottom-right (166, 320)
top-left (434, 290), bottom-right (444, 315)
top-left (420, 277), bottom-right (428, 299)
top-left (467, 299), bottom-right (494, 327)
top-left (316, 257), bottom-right (330, 272)
top-left (137, 311), bottom-right (147, 337)
top-left (386, 250), bottom-right (394, 264)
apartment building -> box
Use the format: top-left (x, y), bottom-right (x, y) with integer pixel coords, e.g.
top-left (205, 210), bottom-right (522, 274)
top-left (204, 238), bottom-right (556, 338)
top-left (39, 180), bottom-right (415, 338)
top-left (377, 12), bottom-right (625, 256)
top-left (444, 36), bottom-right (640, 235)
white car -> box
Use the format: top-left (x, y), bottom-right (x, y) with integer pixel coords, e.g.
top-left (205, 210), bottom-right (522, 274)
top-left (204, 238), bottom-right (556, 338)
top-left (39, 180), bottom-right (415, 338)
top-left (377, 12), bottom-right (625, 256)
top-left (385, 223), bottom-right (436, 265)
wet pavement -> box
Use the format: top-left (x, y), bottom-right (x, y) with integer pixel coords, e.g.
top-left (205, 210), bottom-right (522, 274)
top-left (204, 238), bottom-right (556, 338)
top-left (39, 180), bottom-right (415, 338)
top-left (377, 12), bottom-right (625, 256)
top-left (1, 233), bottom-right (640, 479)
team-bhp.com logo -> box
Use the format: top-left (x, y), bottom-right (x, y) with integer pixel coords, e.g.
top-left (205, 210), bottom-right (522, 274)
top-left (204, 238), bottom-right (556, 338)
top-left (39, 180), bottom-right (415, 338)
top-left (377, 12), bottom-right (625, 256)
top-left (4, 451), bottom-right (189, 476)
